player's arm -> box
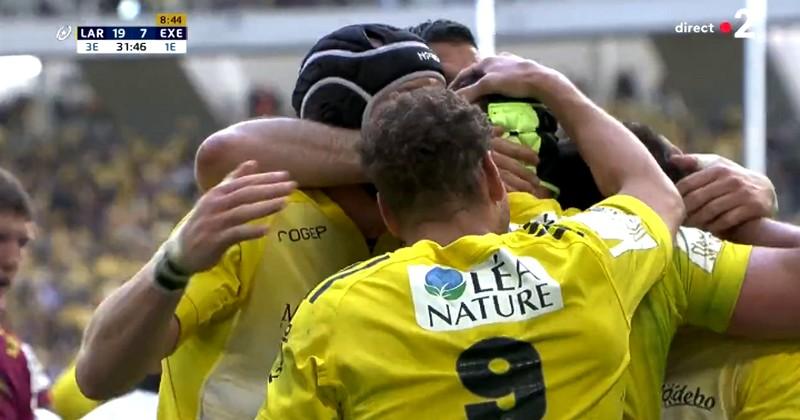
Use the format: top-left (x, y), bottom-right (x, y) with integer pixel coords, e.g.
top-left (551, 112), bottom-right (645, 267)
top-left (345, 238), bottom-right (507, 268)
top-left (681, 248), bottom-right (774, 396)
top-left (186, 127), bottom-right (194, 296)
top-left (455, 55), bottom-right (684, 236)
top-left (196, 118), bottom-right (365, 191)
top-left (76, 162), bottom-right (295, 399)
top-left (76, 256), bottom-right (180, 400)
top-left (259, 299), bottom-right (341, 420)
top-left (195, 117), bottom-right (542, 194)
top-left (676, 227), bottom-right (800, 339)
top-left (727, 244), bottom-right (800, 338)
top-left (723, 217), bottom-right (800, 248)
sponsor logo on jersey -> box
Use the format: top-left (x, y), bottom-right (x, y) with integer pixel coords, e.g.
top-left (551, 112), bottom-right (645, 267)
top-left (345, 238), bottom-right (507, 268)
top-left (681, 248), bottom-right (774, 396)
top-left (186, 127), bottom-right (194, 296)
top-left (565, 206), bottom-right (657, 257)
top-left (268, 303), bottom-right (297, 383)
top-left (424, 267), bottom-right (467, 300)
top-left (409, 249), bottom-right (564, 332)
top-left (662, 382), bottom-right (717, 411)
top-left (676, 227), bottom-right (723, 273)
top-left (277, 225), bottom-right (327, 242)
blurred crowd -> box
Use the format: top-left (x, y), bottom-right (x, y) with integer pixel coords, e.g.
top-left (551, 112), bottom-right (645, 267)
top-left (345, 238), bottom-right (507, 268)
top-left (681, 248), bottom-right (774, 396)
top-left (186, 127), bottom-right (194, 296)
top-left (1, 71), bottom-right (800, 382)
top-left (0, 93), bottom-right (201, 377)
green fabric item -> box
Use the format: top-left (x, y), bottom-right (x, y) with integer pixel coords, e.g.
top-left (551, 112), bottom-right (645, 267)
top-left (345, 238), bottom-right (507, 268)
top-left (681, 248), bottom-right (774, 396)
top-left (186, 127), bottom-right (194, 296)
top-left (487, 102), bottom-right (543, 154)
top-left (487, 101), bottom-right (559, 197)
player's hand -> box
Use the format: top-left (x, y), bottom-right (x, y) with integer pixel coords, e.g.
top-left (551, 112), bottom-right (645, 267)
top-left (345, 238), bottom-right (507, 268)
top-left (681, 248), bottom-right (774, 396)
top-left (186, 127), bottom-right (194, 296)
top-left (671, 153), bottom-right (777, 235)
top-left (165, 160), bottom-right (296, 274)
top-left (453, 53), bottom-right (569, 104)
top-left (489, 126), bottom-right (546, 196)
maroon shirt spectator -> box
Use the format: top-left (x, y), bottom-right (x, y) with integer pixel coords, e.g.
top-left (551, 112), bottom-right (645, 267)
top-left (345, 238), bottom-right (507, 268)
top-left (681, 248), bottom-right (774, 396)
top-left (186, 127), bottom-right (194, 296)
top-left (0, 329), bottom-right (33, 420)
top-left (0, 167), bottom-right (37, 420)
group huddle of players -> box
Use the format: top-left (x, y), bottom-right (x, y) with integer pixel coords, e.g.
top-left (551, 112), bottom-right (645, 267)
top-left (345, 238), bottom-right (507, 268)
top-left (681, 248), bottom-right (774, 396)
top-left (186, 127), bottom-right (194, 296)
top-left (22, 18), bottom-right (800, 420)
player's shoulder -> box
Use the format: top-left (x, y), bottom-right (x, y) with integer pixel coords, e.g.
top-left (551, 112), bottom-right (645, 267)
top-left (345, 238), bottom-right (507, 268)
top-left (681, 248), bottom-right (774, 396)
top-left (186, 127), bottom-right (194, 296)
top-left (304, 244), bottom-right (437, 308)
top-left (561, 196), bottom-right (668, 254)
top-left (304, 252), bottom-right (397, 306)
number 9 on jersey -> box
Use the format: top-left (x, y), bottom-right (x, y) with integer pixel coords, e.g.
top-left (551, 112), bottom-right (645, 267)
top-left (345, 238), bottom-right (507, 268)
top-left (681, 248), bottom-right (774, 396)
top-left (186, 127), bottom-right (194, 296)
top-left (456, 337), bottom-right (546, 419)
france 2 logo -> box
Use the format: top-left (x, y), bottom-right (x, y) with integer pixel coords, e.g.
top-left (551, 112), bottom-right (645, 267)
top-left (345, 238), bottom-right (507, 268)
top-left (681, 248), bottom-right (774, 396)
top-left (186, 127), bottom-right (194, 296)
top-left (729, 7), bottom-right (756, 39)
top-left (675, 7), bottom-right (758, 39)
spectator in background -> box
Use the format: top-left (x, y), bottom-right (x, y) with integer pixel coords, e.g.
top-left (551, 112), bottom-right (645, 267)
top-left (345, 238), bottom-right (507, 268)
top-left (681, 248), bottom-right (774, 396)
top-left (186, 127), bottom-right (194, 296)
top-left (1, 93), bottom-right (201, 378)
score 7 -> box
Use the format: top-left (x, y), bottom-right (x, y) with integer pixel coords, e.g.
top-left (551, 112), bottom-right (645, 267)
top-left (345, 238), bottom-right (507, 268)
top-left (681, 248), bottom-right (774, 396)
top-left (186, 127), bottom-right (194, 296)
top-left (140, 28), bottom-right (148, 39)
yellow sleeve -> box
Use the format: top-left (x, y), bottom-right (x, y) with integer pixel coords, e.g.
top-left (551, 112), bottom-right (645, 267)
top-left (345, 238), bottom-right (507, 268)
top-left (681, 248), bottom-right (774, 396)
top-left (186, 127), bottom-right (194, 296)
top-left (735, 346), bottom-right (800, 420)
top-left (674, 227), bottom-right (752, 332)
top-left (173, 243), bottom-right (244, 343)
top-left (259, 298), bottom-right (342, 419)
top-left (558, 194), bottom-right (673, 320)
top-left (50, 362), bottom-right (101, 420)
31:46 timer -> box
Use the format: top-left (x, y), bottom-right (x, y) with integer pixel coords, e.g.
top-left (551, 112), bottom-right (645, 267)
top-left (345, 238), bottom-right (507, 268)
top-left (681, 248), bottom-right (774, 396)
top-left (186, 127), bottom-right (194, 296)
top-left (116, 42), bottom-right (147, 52)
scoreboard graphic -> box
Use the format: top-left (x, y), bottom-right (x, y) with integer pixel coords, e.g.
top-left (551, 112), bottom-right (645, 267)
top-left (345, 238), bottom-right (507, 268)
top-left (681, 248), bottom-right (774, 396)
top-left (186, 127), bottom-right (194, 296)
top-left (74, 13), bottom-right (187, 55)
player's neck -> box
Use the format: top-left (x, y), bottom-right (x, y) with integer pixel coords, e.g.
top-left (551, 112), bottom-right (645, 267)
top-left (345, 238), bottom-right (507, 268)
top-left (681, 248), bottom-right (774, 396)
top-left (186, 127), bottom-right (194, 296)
top-left (402, 205), bottom-right (496, 247)
top-left (324, 186), bottom-right (385, 239)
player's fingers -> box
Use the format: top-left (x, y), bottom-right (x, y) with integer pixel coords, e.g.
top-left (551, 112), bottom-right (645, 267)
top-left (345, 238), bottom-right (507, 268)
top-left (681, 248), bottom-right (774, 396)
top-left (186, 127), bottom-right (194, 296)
top-left (706, 206), bottom-right (758, 234)
top-left (492, 151), bottom-right (540, 186)
top-left (217, 224), bottom-right (270, 249)
top-left (456, 74), bottom-right (500, 104)
top-left (220, 181), bottom-right (297, 210)
top-left (490, 137), bottom-right (540, 166)
top-left (449, 61), bottom-right (485, 90)
top-left (685, 193), bottom-right (740, 228)
top-left (682, 177), bottom-right (734, 215)
top-left (215, 171), bottom-right (292, 195)
top-left (491, 125), bottom-right (506, 137)
top-left (675, 166), bottom-right (724, 197)
top-left (499, 169), bottom-right (536, 195)
top-left (222, 160), bottom-right (259, 183)
top-left (220, 197), bottom-right (289, 228)
top-left (669, 154), bottom-right (701, 174)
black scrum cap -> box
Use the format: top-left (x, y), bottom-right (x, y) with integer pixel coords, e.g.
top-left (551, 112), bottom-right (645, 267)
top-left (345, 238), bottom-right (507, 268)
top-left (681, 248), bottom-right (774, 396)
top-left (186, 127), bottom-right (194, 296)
top-left (293, 23), bottom-right (446, 129)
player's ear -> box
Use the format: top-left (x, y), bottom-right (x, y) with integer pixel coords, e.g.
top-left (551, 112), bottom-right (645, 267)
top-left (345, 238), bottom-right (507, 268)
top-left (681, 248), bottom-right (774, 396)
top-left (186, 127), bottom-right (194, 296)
top-left (482, 151), bottom-right (505, 202)
top-left (376, 192), bottom-right (401, 237)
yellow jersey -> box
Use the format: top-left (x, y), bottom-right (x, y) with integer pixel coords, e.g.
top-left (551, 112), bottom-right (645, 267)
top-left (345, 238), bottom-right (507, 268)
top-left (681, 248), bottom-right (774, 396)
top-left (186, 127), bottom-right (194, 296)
top-left (260, 194), bottom-right (673, 419)
top-left (505, 193), bottom-right (752, 420)
top-left (50, 362), bottom-right (101, 420)
top-left (664, 332), bottom-right (800, 419)
top-left (159, 189), bottom-right (398, 420)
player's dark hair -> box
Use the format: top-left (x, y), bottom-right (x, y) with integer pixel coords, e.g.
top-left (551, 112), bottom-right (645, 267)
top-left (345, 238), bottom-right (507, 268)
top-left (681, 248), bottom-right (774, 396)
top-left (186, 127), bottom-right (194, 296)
top-left (360, 86), bottom-right (491, 222)
top-left (0, 167), bottom-right (33, 220)
top-left (408, 19), bottom-right (477, 47)
top-left (624, 122), bottom-right (687, 183)
top-left (552, 122), bottom-right (689, 211)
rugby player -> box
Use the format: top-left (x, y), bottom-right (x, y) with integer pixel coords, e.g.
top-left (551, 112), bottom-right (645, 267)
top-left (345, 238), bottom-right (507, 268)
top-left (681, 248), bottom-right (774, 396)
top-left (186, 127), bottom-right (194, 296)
top-left (76, 24), bottom-right (449, 419)
top-left (517, 123), bottom-right (800, 419)
top-left (660, 156), bottom-right (800, 419)
top-left (0, 167), bottom-right (52, 419)
top-left (193, 21), bottom-right (542, 198)
top-left (260, 55), bottom-right (685, 419)
top-left (408, 19), bottom-right (479, 83)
